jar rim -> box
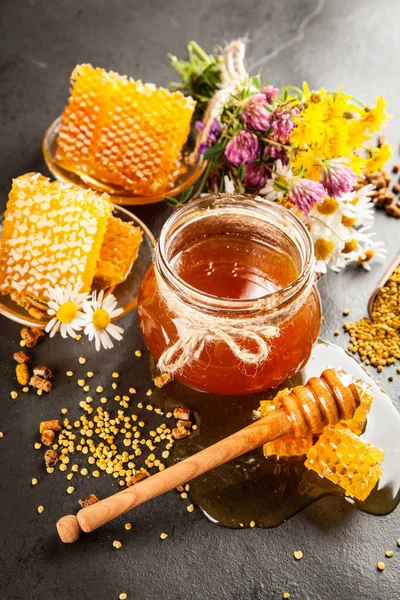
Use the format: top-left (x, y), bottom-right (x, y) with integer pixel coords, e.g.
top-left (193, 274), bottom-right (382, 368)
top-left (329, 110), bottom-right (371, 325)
top-left (156, 193), bottom-right (315, 314)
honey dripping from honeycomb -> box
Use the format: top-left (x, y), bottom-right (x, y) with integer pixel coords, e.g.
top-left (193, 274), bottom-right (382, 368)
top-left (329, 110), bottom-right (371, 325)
top-left (259, 378), bottom-right (383, 501)
top-left (55, 64), bottom-right (196, 196)
top-left (95, 216), bottom-right (143, 287)
top-left (340, 383), bottom-right (374, 436)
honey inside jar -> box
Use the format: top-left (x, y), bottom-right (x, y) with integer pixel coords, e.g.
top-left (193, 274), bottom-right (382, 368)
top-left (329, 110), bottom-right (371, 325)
top-left (138, 194), bottom-right (321, 394)
top-left (170, 234), bottom-right (298, 299)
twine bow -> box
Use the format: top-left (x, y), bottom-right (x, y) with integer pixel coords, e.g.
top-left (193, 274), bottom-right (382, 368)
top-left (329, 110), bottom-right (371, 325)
top-left (156, 271), bottom-right (279, 375)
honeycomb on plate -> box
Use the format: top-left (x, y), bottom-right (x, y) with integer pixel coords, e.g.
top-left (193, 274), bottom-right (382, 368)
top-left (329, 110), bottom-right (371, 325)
top-left (55, 64), bottom-right (196, 196)
top-left (304, 425), bottom-right (384, 501)
top-left (259, 391), bottom-right (313, 458)
top-left (95, 216), bottom-right (143, 287)
top-left (0, 173), bottom-right (112, 303)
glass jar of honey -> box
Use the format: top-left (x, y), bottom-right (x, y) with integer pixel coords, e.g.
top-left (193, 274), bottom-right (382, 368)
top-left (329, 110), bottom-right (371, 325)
top-left (138, 193), bottom-right (321, 395)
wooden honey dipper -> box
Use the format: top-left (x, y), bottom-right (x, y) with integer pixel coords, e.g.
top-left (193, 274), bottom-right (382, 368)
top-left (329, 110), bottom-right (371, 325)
top-left (57, 369), bottom-right (361, 543)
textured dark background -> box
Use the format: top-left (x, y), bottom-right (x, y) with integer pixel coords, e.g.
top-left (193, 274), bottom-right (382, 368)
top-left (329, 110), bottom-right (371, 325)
top-left (1, 0), bottom-right (400, 599)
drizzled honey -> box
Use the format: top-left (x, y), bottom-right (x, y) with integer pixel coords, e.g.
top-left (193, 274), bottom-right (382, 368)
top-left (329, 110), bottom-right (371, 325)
top-left (150, 341), bottom-right (400, 528)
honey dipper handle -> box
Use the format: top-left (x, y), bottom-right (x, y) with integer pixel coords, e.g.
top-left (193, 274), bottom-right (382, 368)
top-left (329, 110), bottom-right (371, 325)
top-left (75, 409), bottom-right (293, 536)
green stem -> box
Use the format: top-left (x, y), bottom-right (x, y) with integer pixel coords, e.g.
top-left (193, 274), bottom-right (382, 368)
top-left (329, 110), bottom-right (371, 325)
top-left (189, 41), bottom-right (212, 64)
top-left (310, 215), bottom-right (346, 242)
top-left (325, 91), bottom-right (366, 108)
top-left (297, 149), bottom-right (324, 165)
top-left (260, 138), bottom-right (291, 149)
top-left (195, 160), bottom-right (213, 196)
top-left (279, 85), bottom-right (303, 97)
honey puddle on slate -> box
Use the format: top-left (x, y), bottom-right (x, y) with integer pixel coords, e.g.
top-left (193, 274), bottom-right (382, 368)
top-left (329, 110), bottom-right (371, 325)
top-left (151, 341), bottom-right (400, 528)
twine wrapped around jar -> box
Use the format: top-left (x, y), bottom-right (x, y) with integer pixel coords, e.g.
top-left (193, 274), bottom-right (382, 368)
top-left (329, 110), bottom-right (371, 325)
top-left (155, 269), bottom-right (279, 375)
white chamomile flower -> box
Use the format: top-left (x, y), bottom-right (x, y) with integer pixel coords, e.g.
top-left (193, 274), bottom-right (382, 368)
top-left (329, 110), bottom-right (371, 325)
top-left (301, 206), bottom-right (347, 273)
top-left (314, 245), bottom-right (348, 274)
top-left (342, 226), bottom-right (387, 271)
top-left (339, 184), bottom-right (375, 227)
top-left (82, 290), bottom-right (124, 351)
top-left (259, 159), bottom-right (293, 201)
top-left (45, 285), bottom-right (87, 338)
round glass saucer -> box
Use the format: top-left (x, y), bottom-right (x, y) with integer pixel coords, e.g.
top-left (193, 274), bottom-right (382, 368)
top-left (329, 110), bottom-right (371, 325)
top-left (0, 204), bottom-right (156, 328)
top-left (42, 116), bottom-right (206, 206)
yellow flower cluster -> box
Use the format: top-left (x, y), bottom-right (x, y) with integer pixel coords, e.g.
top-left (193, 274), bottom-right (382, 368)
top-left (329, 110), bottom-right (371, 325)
top-left (290, 83), bottom-right (391, 179)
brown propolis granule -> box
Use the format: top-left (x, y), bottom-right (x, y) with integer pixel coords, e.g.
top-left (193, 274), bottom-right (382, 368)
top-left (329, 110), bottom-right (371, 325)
top-left (20, 327), bottom-right (44, 348)
top-left (153, 372), bottom-right (173, 388)
top-left (39, 420), bottom-right (61, 434)
top-left (13, 351), bottom-right (30, 364)
top-left (344, 265), bottom-right (400, 368)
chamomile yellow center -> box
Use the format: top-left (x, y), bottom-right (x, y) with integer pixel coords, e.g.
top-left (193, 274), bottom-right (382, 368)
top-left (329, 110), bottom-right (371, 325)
top-left (358, 249), bottom-right (375, 263)
top-left (317, 198), bottom-right (339, 215)
top-left (92, 308), bottom-right (111, 330)
top-left (342, 239), bottom-right (357, 254)
top-left (56, 302), bottom-right (78, 324)
top-left (341, 214), bottom-right (356, 227)
top-left (314, 238), bottom-right (335, 260)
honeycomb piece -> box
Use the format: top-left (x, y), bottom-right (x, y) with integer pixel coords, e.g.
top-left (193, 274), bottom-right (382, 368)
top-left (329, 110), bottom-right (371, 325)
top-left (263, 433), bottom-right (313, 458)
top-left (95, 216), bottom-right (143, 287)
top-left (55, 64), bottom-right (196, 196)
top-left (305, 426), bottom-right (384, 501)
top-left (0, 173), bottom-right (112, 302)
top-left (55, 65), bottom-right (115, 175)
top-left (259, 390), bottom-right (313, 458)
top-left (341, 382), bottom-right (374, 435)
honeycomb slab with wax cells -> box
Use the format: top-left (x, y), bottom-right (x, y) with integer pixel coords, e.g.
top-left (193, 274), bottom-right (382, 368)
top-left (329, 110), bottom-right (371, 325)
top-left (95, 216), bottom-right (143, 287)
top-left (305, 426), bottom-right (384, 501)
top-left (259, 392), bottom-right (314, 458)
top-left (55, 64), bottom-right (196, 196)
top-left (0, 173), bottom-right (112, 302)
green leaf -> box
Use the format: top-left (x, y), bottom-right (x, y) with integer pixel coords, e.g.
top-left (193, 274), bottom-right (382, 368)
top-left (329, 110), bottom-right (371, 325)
top-left (168, 41), bottom-right (222, 119)
top-left (164, 195), bottom-right (179, 207)
top-left (238, 163), bottom-right (246, 181)
top-left (164, 185), bottom-right (195, 208)
top-left (274, 181), bottom-right (289, 192)
top-left (204, 143), bottom-right (225, 160)
top-left (180, 186), bottom-right (195, 204)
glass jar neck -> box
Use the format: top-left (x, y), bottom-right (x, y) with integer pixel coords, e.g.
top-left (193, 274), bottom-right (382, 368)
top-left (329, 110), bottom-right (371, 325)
top-left (155, 193), bottom-right (315, 317)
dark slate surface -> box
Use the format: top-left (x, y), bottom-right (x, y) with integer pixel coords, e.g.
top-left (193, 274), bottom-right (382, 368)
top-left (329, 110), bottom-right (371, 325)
top-left (1, 0), bottom-right (400, 598)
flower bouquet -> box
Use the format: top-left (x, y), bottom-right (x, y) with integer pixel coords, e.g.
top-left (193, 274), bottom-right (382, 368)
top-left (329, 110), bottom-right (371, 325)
top-left (169, 40), bottom-right (392, 273)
